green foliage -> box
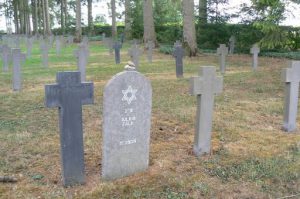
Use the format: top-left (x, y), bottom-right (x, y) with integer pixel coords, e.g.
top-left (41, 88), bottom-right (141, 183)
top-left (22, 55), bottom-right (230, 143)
top-left (159, 45), bottom-right (174, 54)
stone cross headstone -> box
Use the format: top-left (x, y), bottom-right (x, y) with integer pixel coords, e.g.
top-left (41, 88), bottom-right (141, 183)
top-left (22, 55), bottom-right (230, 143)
top-left (12, 49), bottom-right (26, 91)
top-left (48, 35), bottom-right (54, 47)
top-left (172, 44), bottom-right (184, 78)
top-left (250, 44), bottom-right (260, 71)
top-left (120, 33), bottom-right (125, 44)
top-left (128, 44), bottom-right (143, 70)
top-left (74, 44), bottom-right (89, 81)
top-left (174, 40), bottom-right (181, 47)
top-left (102, 65), bottom-right (152, 180)
top-left (67, 35), bottom-right (74, 45)
top-left (26, 37), bottom-right (34, 58)
top-left (45, 71), bottom-right (94, 186)
top-left (102, 33), bottom-right (106, 41)
top-left (104, 38), bottom-right (113, 55)
top-left (190, 66), bottom-right (223, 156)
top-left (14, 37), bottom-right (20, 48)
top-left (1, 45), bottom-right (11, 72)
top-left (146, 40), bottom-right (155, 63)
top-left (113, 41), bottom-right (122, 64)
top-left (282, 61), bottom-right (300, 132)
top-left (40, 41), bottom-right (49, 68)
top-left (229, 36), bottom-right (236, 54)
top-left (56, 36), bottom-right (62, 56)
top-left (81, 36), bottom-right (89, 46)
top-left (217, 44), bottom-right (228, 74)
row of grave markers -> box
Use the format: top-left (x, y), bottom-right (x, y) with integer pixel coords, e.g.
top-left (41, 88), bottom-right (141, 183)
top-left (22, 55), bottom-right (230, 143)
top-left (1, 35), bottom-right (299, 187)
top-left (44, 60), bottom-right (300, 187)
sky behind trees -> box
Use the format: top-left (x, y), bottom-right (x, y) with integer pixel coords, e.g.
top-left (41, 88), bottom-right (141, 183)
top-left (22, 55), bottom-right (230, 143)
top-left (0, 0), bottom-right (299, 31)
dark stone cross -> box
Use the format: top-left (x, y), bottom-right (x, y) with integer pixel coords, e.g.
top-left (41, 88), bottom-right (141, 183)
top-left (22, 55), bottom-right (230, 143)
top-left (174, 40), bottom-right (181, 47)
top-left (45, 72), bottom-right (94, 187)
top-left (113, 41), bottom-right (122, 64)
top-left (282, 61), bottom-right (300, 132)
top-left (190, 67), bottom-right (223, 156)
top-left (172, 44), bottom-right (184, 78)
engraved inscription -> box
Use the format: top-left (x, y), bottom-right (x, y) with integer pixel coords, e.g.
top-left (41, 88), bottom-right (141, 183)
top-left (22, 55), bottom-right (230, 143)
top-left (120, 139), bottom-right (137, 146)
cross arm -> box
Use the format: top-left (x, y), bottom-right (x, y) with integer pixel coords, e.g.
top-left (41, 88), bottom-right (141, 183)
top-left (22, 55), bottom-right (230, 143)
top-left (190, 77), bottom-right (203, 96)
top-left (45, 84), bottom-right (61, 108)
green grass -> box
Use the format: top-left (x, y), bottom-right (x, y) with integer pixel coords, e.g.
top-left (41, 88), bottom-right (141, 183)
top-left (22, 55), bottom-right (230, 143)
top-left (0, 40), bottom-right (299, 198)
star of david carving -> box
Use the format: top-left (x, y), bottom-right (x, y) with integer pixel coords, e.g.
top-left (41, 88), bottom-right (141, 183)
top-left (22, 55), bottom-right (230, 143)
top-left (122, 86), bottom-right (137, 105)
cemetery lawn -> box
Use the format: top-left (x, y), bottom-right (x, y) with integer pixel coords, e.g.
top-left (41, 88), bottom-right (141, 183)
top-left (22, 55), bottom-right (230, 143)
top-left (0, 41), bottom-right (299, 198)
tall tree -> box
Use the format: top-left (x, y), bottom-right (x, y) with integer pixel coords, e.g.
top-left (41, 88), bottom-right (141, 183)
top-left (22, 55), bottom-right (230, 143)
top-left (60, 0), bottom-right (67, 34)
top-left (44, 0), bottom-right (51, 35)
top-left (124, 0), bottom-right (132, 39)
top-left (199, 0), bottom-right (207, 25)
top-left (75, 0), bottom-right (82, 42)
top-left (143, 0), bottom-right (156, 44)
top-left (111, 0), bottom-right (117, 38)
top-left (87, 0), bottom-right (94, 35)
top-left (182, 0), bottom-right (197, 56)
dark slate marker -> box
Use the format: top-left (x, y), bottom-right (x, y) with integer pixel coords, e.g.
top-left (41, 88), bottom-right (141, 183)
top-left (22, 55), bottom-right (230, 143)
top-left (45, 72), bottom-right (94, 187)
top-left (113, 41), bottom-right (122, 64)
top-left (172, 45), bottom-right (184, 78)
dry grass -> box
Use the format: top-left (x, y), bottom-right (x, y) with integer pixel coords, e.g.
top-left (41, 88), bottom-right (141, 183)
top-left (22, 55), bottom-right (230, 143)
top-left (0, 41), bottom-right (299, 198)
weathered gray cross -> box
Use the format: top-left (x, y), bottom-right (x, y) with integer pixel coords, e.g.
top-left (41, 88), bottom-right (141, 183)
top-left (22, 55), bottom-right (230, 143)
top-left (146, 40), bottom-right (155, 63)
top-left (1, 45), bottom-right (11, 72)
top-left (173, 44), bottom-right (184, 78)
top-left (190, 66), bottom-right (223, 156)
top-left (12, 49), bottom-right (26, 91)
top-left (217, 44), bottom-right (228, 74)
top-left (229, 36), bottom-right (236, 54)
top-left (128, 44), bottom-right (143, 70)
top-left (282, 61), bottom-right (300, 132)
top-left (74, 44), bottom-right (90, 81)
top-left (250, 44), bottom-right (260, 71)
top-left (56, 36), bottom-right (62, 56)
top-left (40, 41), bottom-right (49, 68)
top-left (45, 72), bottom-right (94, 187)
top-left (26, 37), bottom-right (34, 58)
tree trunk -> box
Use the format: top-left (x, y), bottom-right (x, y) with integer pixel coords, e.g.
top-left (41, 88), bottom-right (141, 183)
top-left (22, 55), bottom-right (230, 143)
top-left (64, 0), bottom-right (67, 30)
top-left (42, 0), bottom-right (46, 35)
top-left (87, 0), bottom-right (94, 35)
top-left (143, 0), bottom-right (156, 45)
top-left (124, 0), bottom-right (131, 40)
top-left (75, 0), bottom-right (82, 42)
top-left (13, 1), bottom-right (20, 34)
top-left (182, 0), bottom-right (197, 56)
top-left (199, 0), bottom-right (207, 25)
top-left (32, 0), bottom-right (38, 34)
top-left (111, 0), bottom-right (117, 38)
top-left (61, 0), bottom-right (65, 34)
top-left (44, 0), bottom-right (51, 35)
